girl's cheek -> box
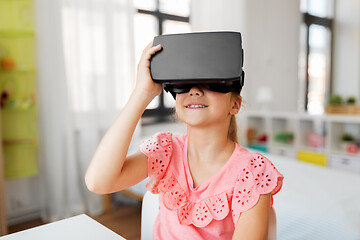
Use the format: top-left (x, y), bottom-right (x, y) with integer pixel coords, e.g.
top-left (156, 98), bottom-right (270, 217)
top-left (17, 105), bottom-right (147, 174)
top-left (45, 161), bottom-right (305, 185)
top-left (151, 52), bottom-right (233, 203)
top-left (175, 99), bottom-right (183, 116)
top-left (175, 94), bottom-right (185, 107)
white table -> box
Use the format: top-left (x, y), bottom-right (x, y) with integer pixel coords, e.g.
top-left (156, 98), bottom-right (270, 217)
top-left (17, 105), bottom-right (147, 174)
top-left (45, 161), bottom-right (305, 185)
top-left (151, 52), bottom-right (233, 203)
top-left (0, 214), bottom-right (126, 240)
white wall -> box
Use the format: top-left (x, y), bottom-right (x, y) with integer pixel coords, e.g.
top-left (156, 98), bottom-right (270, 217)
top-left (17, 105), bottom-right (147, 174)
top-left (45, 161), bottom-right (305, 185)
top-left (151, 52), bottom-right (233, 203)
top-left (332, 0), bottom-right (360, 98)
top-left (191, 0), bottom-right (246, 32)
top-left (191, 0), bottom-right (301, 112)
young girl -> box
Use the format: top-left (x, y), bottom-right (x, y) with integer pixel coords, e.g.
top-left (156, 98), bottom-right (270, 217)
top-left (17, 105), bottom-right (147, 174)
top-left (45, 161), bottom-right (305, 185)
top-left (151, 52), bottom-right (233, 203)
top-left (85, 41), bottom-right (284, 240)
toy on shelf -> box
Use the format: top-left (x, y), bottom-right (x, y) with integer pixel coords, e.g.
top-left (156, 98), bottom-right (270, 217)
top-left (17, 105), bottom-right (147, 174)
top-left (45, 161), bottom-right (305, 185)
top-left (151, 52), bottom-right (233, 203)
top-left (274, 132), bottom-right (294, 144)
top-left (0, 47), bottom-right (16, 70)
top-left (257, 134), bottom-right (267, 143)
top-left (0, 56), bottom-right (16, 70)
top-left (0, 90), bottom-right (10, 107)
top-left (0, 92), bottom-right (34, 109)
top-left (246, 128), bottom-right (268, 152)
top-left (307, 132), bottom-right (325, 148)
top-left (0, 75), bottom-right (35, 109)
top-left (346, 143), bottom-right (359, 155)
top-left (340, 133), bottom-right (359, 154)
top-left (246, 128), bottom-right (257, 146)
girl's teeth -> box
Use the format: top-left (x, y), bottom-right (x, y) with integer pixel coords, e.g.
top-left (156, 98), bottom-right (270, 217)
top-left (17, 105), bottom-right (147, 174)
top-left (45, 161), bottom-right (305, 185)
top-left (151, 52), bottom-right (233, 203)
top-left (187, 105), bottom-right (206, 108)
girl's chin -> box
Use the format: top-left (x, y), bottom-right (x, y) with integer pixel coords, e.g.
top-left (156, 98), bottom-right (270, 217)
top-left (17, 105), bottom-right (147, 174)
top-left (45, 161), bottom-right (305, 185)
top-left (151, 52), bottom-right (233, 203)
top-left (181, 116), bottom-right (231, 129)
top-left (182, 118), bottom-right (210, 128)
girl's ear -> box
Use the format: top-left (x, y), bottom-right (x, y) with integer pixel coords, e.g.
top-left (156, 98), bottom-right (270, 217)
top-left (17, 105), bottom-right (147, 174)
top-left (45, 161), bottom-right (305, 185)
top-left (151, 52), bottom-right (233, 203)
top-left (230, 95), bottom-right (242, 115)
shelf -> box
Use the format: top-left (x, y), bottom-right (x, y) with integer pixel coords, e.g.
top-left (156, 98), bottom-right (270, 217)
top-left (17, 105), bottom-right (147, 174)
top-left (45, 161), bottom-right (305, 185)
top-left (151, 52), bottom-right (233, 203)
top-left (328, 154), bottom-right (360, 174)
top-left (271, 117), bottom-right (296, 147)
top-left (271, 143), bottom-right (295, 149)
top-left (297, 146), bottom-right (326, 153)
top-left (329, 121), bottom-right (360, 154)
top-left (298, 118), bottom-right (326, 149)
top-left (326, 114), bottom-right (360, 123)
top-left (329, 150), bottom-right (360, 158)
top-left (246, 116), bottom-right (268, 147)
top-left (1, 106), bottom-right (36, 112)
top-left (0, 0), bottom-right (36, 232)
top-left (0, 69), bottom-right (36, 74)
top-left (3, 139), bottom-right (36, 145)
top-left (240, 111), bottom-right (360, 174)
top-left (0, 30), bottom-right (34, 37)
top-left (269, 146), bottom-right (297, 158)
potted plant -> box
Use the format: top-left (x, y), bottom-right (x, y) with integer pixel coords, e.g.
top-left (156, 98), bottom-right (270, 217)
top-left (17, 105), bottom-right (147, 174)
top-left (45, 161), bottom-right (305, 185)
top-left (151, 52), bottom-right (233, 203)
top-left (346, 96), bottom-right (356, 105)
top-left (340, 133), bottom-right (355, 151)
top-left (326, 95), bottom-right (360, 114)
top-left (326, 94), bottom-right (343, 114)
top-left (329, 94), bottom-right (343, 105)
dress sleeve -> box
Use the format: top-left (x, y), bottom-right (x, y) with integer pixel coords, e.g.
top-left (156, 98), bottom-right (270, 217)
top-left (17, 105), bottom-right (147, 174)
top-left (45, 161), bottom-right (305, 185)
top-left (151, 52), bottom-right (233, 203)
top-left (140, 132), bottom-right (173, 194)
top-left (231, 152), bottom-right (284, 226)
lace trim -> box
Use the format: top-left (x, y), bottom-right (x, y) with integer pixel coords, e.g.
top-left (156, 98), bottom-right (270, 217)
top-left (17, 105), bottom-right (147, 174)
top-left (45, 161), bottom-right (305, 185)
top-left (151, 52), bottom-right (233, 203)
top-left (157, 174), bottom-right (232, 228)
top-left (151, 154), bottom-right (283, 228)
top-left (140, 132), bottom-right (173, 194)
top-left (231, 153), bottom-right (284, 225)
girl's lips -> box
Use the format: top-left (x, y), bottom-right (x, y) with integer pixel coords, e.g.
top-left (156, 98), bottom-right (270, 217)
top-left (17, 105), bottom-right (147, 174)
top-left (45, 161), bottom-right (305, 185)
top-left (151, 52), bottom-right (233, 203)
top-left (185, 103), bottom-right (208, 109)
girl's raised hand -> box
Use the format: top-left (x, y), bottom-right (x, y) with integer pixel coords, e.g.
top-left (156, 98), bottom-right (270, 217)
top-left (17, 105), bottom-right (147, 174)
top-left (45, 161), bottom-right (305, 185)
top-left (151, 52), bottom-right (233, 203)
top-left (135, 42), bottom-right (163, 99)
top-left (85, 42), bottom-right (162, 195)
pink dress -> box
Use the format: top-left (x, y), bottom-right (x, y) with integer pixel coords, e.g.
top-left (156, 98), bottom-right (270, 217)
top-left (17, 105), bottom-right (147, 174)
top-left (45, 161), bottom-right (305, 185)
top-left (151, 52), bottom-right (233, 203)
top-left (140, 132), bottom-right (283, 240)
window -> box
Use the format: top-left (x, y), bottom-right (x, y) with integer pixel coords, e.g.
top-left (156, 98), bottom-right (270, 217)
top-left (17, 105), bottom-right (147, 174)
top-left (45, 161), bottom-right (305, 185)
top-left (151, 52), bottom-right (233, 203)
top-left (134, 0), bottom-right (191, 123)
top-left (300, 0), bottom-right (334, 115)
top-left (62, 0), bottom-right (134, 113)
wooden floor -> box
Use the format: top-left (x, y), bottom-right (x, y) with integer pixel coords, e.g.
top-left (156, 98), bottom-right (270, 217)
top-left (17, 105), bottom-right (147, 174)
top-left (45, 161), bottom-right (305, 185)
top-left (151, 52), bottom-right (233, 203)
top-left (7, 204), bottom-right (142, 240)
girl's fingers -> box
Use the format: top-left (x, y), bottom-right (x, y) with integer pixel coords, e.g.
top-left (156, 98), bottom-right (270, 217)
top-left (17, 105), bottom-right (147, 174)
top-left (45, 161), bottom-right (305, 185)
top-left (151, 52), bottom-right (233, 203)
top-left (149, 44), bottom-right (162, 55)
top-left (143, 44), bottom-right (162, 61)
top-left (135, 41), bottom-right (163, 96)
top-left (138, 43), bottom-right (162, 69)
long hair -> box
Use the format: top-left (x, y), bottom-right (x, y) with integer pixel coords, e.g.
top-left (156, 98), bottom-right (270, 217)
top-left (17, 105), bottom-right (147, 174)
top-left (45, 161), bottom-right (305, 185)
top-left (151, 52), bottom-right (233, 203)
top-left (228, 94), bottom-right (241, 143)
top-left (228, 115), bottom-right (238, 143)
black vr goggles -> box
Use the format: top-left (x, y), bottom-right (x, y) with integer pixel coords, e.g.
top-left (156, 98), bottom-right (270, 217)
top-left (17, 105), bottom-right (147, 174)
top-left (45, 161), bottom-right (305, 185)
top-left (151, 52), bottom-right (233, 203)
top-left (150, 31), bottom-right (245, 98)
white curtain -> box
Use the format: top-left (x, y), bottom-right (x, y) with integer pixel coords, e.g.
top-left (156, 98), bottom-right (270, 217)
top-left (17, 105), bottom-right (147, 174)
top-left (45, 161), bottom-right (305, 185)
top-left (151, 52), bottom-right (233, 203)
top-left (36, 0), bottom-right (135, 222)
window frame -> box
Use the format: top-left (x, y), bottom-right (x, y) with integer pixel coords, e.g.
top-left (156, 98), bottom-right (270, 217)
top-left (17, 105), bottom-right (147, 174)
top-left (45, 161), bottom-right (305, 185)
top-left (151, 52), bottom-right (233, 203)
top-left (302, 12), bottom-right (334, 112)
top-left (136, 0), bottom-right (190, 123)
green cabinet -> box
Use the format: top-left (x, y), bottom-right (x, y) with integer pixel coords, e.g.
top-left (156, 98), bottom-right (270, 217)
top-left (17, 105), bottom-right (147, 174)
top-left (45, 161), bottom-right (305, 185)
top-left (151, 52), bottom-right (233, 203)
top-left (0, 0), bottom-right (37, 178)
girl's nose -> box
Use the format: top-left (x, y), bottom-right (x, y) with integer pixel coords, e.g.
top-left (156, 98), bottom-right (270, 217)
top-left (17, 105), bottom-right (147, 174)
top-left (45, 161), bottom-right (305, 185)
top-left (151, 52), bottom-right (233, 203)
top-left (189, 86), bottom-right (204, 97)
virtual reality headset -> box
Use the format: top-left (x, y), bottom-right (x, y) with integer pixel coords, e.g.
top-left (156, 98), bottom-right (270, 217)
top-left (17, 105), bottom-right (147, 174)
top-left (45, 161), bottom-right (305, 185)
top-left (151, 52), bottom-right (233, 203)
top-left (150, 31), bottom-right (245, 98)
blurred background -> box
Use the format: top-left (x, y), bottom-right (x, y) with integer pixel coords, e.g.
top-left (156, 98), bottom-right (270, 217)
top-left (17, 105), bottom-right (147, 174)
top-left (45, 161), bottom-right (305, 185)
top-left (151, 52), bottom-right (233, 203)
top-left (0, 0), bottom-right (359, 239)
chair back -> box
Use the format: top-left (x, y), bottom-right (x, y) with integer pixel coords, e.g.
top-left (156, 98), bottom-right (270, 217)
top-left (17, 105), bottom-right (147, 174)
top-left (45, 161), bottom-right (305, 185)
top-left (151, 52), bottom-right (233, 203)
top-left (141, 191), bottom-right (160, 240)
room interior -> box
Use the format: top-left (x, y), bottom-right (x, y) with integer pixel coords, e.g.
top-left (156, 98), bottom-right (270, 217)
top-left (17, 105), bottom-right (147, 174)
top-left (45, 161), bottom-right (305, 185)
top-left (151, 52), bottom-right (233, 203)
top-left (0, 0), bottom-right (359, 239)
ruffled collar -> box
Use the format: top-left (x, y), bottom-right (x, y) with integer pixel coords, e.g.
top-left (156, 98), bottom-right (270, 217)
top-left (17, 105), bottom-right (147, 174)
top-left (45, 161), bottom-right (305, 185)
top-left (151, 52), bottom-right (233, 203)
top-left (141, 132), bottom-right (284, 228)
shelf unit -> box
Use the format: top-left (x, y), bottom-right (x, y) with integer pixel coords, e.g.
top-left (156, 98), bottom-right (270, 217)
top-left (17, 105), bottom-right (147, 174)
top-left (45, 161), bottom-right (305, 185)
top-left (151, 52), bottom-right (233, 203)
top-left (0, 0), bottom-right (37, 234)
top-left (0, 0), bottom-right (37, 177)
top-left (239, 110), bottom-right (360, 174)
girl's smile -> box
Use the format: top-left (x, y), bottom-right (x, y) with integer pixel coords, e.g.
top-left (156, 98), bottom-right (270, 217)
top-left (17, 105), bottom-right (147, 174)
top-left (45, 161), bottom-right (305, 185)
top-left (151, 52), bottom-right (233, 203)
top-left (185, 102), bottom-right (209, 109)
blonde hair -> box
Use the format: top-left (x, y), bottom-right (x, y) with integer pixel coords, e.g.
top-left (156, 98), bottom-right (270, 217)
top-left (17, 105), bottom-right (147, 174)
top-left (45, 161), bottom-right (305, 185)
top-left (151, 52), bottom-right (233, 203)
top-left (228, 93), bottom-right (241, 143)
top-left (228, 115), bottom-right (238, 143)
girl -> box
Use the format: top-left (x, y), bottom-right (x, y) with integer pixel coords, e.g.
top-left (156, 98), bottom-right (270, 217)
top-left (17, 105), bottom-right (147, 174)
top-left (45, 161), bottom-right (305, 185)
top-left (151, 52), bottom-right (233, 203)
top-left (85, 41), bottom-right (284, 240)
